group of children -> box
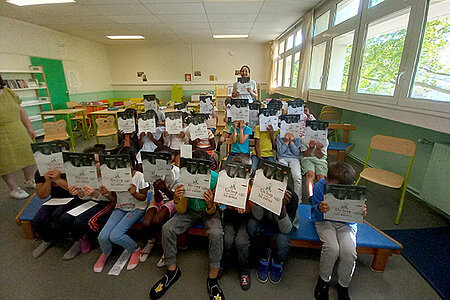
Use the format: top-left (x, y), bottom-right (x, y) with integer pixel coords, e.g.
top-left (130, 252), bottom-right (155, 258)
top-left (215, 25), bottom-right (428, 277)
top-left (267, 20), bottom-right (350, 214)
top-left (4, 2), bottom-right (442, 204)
top-left (27, 92), bottom-right (367, 300)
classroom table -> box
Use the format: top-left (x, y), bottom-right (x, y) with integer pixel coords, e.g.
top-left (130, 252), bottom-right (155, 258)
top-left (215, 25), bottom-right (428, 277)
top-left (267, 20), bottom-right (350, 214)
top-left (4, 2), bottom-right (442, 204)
top-left (40, 108), bottom-right (89, 152)
top-left (89, 109), bottom-right (125, 143)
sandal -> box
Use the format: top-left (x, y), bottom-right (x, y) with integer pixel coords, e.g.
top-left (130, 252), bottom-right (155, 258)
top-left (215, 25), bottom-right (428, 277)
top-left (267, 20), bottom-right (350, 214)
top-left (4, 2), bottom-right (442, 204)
top-left (140, 238), bottom-right (156, 262)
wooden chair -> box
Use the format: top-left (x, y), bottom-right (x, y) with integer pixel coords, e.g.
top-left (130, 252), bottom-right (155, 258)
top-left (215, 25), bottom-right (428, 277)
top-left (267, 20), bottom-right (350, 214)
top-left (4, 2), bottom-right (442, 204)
top-left (66, 101), bottom-right (88, 132)
top-left (320, 106), bottom-right (342, 142)
top-left (356, 135), bottom-right (416, 224)
top-left (327, 124), bottom-right (356, 162)
top-left (95, 116), bottom-right (117, 141)
top-left (43, 120), bottom-right (69, 142)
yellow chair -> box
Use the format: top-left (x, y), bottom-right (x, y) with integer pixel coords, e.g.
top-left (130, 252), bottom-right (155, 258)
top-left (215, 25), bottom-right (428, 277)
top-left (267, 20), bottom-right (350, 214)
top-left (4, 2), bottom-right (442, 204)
top-left (95, 116), bottom-right (117, 141)
top-left (319, 106), bottom-right (342, 142)
top-left (356, 135), bottom-right (416, 224)
top-left (43, 120), bottom-right (69, 142)
top-left (66, 101), bottom-right (88, 132)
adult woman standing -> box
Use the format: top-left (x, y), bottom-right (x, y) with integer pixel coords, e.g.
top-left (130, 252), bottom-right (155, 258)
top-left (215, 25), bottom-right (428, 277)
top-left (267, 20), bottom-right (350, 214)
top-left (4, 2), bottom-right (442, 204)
top-left (0, 75), bottom-right (36, 199)
top-left (232, 65), bottom-right (258, 102)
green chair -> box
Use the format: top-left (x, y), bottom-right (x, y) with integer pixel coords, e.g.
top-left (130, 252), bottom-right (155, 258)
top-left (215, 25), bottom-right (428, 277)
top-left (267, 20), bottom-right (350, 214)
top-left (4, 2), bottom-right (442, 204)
top-left (356, 135), bottom-right (416, 224)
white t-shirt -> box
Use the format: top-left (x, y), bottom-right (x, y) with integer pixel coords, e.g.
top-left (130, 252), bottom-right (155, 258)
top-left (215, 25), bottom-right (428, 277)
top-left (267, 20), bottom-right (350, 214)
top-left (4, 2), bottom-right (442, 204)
top-left (115, 171), bottom-right (149, 211)
top-left (136, 127), bottom-right (165, 163)
top-left (233, 79), bottom-right (257, 103)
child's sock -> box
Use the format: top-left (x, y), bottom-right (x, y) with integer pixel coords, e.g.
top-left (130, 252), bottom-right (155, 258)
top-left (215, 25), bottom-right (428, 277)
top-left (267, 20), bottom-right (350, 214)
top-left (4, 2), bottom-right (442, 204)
top-left (127, 248), bottom-right (141, 270)
top-left (80, 234), bottom-right (91, 254)
top-left (32, 241), bottom-right (52, 259)
top-left (63, 240), bottom-right (81, 260)
top-left (94, 254), bottom-right (109, 273)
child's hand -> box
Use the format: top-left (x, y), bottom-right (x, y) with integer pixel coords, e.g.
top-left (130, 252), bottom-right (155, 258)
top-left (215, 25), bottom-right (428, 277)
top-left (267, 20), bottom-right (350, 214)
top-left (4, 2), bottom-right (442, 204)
top-left (319, 201), bottom-right (330, 213)
top-left (361, 204), bottom-right (367, 217)
top-left (68, 185), bottom-right (79, 196)
top-left (304, 107), bottom-right (310, 118)
top-left (128, 184), bottom-right (137, 196)
top-left (164, 130), bottom-right (169, 137)
top-left (99, 186), bottom-right (110, 197)
top-left (44, 171), bottom-right (52, 182)
top-left (153, 179), bottom-right (167, 191)
top-left (47, 170), bottom-right (62, 180)
top-left (283, 189), bottom-right (291, 206)
top-left (193, 138), bottom-right (201, 146)
top-left (316, 142), bottom-right (323, 149)
top-left (83, 185), bottom-right (96, 196)
top-left (174, 184), bottom-right (185, 198)
top-left (309, 140), bottom-right (316, 148)
top-left (239, 120), bottom-right (245, 129)
top-left (232, 91), bottom-right (240, 98)
top-left (204, 189), bottom-right (214, 208)
top-left (267, 124), bottom-right (274, 134)
top-left (147, 132), bottom-right (154, 139)
top-left (237, 208), bottom-right (246, 214)
top-left (140, 132), bottom-right (146, 139)
top-left (233, 120), bottom-right (239, 128)
top-left (178, 131), bottom-right (185, 138)
top-left (284, 133), bottom-right (290, 143)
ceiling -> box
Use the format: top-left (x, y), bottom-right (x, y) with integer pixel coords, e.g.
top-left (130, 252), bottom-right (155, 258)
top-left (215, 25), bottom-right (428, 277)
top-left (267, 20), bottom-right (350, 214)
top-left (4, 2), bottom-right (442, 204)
top-left (0, 0), bottom-right (320, 44)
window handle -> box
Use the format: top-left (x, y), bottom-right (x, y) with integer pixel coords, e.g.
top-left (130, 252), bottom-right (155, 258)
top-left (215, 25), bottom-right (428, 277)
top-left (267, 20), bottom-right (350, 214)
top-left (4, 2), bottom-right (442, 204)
top-left (397, 71), bottom-right (405, 85)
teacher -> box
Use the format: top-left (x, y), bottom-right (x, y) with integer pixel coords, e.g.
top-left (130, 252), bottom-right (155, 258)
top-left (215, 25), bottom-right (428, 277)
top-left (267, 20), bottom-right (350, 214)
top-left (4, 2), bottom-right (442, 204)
top-left (232, 65), bottom-right (258, 102)
top-left (0, 75), bottom-right (36, 199)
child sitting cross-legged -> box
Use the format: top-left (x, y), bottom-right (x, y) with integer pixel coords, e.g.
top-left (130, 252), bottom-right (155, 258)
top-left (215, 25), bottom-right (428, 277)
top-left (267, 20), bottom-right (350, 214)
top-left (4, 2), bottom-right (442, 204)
top-left (312, 162), bottom-right (367, 300)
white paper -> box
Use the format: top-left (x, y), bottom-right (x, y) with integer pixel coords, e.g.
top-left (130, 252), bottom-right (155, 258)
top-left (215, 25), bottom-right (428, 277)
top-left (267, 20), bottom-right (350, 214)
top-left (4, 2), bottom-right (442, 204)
top-left (44, 197), bottom-right (73, 206)
top-left (100, 165), bottom-right (132, 192)
top-left (324, 194), bottom-right (365, 224)
top-left (138, 118), bottom-right (156, 134)
top-left (189, 122), bottom-right (209, 140)
top-left (237, 82), bottom-right (251, 95)
top-left (165, 117), bottom-right (183, 135)
top-left (259, 114), bottom-right (279, 131)
top-left (249, 169), bottom-right (287, 216)
top-left (108, 250), bottom-right (131, 276)
top-left (66, 201), bottom-right (97, 217)
top-left (34, 151), bottom-right (64, 175)
top-left (304, 126), bottom-right (328, 146)
top-left (118, 117), bottom-right (135, 134)
top-left (179, 167), bottom-right (210, 199)
top-left (214, 170), bottom-right (249, 209)
top-left (230, 105), bottom-right (249, 122)
top-left (200, 98), bottom-right (213, 114)
top-left (288, 105), bottom-right (304, 115)
top-left (181, 144), bottom-right (192, 159)
top-left (280, 120), bottom-right (301, 138)
top-left (142, 158), bottom-right (171, 182)
top-left (144, 100), bottom-right (158, 112)
top-left (65, 162), bottom-right (99, 188)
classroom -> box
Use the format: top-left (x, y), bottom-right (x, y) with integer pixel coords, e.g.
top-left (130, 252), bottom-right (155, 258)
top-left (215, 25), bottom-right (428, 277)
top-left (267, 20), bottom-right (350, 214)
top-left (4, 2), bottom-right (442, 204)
top-left (0, 0), bottom-right (449, 299)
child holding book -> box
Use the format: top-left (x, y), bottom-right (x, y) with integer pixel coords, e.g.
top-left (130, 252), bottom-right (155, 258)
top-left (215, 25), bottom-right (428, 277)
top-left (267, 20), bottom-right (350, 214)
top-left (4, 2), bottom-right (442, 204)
top-left (251, 123), bottom-right (278, 174)
top-left (276, 132), bottom-right (302, 202)
top-left (94, 154), bottom-right (150, 272)
top-left (136, 113), bottom-right (165, 164)
top-left (227, 120), bottom-right (252, 161)
top-left (149, 150), bottom-right (224, 300)
top-left (312, 162), bottom-right (367, 300)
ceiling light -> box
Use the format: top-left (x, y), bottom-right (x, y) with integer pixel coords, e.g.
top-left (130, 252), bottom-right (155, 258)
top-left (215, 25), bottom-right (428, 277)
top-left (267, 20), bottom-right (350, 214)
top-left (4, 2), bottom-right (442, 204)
top-left (7, 0), bottom-right (75, 6)
top-left (213, 34), bottom-right (248, 39)
top-left (106, 35), bottom-right (145, 40)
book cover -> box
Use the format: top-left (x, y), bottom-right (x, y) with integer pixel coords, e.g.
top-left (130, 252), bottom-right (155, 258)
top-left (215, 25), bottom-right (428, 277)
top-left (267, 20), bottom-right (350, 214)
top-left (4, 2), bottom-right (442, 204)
top-left (141, 152), bottom-right (172, 183)
top-left (324, 184), bottom-right (367, 224)
top-left (187, 114), bottom-right (209, 140)
top-left (248, 102), bottom-right (261, 131)
top-left (143, 94), bottom-right (158, 112)
top-left (304, 120), bottom-right (329, 146)
top-left (259, 107), bottom-right (279, 131)
top-left (280, 114), bottom-right (303, 138)
top-left (63, 152), bottom-right (99, 188)
top-left (165, 111), bottom-right (184, 135)
top-left (287, 98), bottom-right (304, 115)
top-left (99, 154), bottom-right (132, 192)
top-left (230, 98), bottom-right (249, 122)
top-left (137, 110), bottom-right (157, 134)
top-left (214, 160), bottom-right (251, 209)
top-left (200, 95), bottom-right (213, 114)
top-left (179, 158), bottom-right (211, 199)
top-left (31, 141), bottom-right (69, 175)
top-left (117, 110), bottom-right (136, 134)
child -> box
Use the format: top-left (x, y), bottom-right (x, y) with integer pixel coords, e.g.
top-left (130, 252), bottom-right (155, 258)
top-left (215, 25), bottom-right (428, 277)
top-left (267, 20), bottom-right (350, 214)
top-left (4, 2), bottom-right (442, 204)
top-left (252, 123), bottom-right (278, 174)
top-left (206, 102), bottom-right (218, 134)
top-left (312, 162), bottom-right (367, 300)
top-left (149, 150), bottom-right (224, 300)
top-left (247, 186), bottom-right (299, 284)
top-left (216, 97), bottom-right (233, 153)
top-left (94, 153), bottom-right (150, 273)
top-left (221, 154), bottom-right (253, 290)
top-left (232, 65), bottom-right (257, 103)
top-left (227, 120), bottom-right (252, 161)
top-left (163, 113), bottom-right (189, 165)
top-left (136, 113), bottom-right (165, 164)
top-left (276, 132), bottom-right (302, 202)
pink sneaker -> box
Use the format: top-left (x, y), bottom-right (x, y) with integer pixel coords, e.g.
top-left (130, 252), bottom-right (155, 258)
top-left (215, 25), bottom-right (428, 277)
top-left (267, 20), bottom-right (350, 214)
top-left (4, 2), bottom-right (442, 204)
top-left (80, 234), bottom-right (91, 254)
top-left (94, 254), bottom-right (109, 273)
top-left (127, 248), bottom-right (140, 271)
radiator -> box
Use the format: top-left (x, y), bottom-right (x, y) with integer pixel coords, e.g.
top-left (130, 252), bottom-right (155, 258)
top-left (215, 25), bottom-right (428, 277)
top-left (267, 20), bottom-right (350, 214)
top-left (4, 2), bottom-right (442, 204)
top-left (421, 143), bottom-right (450, 216)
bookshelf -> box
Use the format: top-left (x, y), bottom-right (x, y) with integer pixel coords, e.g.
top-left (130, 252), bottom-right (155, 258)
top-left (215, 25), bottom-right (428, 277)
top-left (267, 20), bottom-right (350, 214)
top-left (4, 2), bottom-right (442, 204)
top-left (0, 65), bottom-right (54, 137)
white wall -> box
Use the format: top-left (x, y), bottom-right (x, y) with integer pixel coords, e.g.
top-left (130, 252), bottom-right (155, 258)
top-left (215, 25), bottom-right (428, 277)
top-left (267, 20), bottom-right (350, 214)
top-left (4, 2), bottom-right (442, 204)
top-left (0, 16), bottom-right (112, 95)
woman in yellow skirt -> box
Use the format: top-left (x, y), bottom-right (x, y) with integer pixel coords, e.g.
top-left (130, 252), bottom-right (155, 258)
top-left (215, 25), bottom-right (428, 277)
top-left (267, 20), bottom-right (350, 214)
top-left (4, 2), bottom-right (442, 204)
top-left (0, 75), bottom-right (36, 199)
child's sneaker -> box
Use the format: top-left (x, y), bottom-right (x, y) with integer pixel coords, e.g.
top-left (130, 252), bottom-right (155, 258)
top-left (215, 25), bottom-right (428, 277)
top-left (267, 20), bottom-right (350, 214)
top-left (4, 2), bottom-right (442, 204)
top-left (94, 253), bottom-right (109, 273)
top-left (207, 277), bottom-right (225, 300)
top-left (24, 179), bottom-right (36, 189)
top-left (127, 247), bottom-right (140, 270)
top-left (269, 259), bottom-right (283, 284)
top-left (239, 271), bottom-right (251, 291)
top-left (149, 267), bottom-right (181, 299)
top-left (10, 187), bottom-right (29, 199)
top-left (314, 277), bottom-right (330, 300)
top-left (336, 283), bottom-right (351, 300)
top-left (257, 248), bottom-right (271, 283)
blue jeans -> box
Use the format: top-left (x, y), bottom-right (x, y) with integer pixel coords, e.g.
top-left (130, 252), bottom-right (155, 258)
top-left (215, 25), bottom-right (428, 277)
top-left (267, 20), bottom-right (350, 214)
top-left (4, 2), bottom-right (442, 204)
top-left (98, 208), bottom-right (144, 254)
top-left (209, 128), bottom-right (216, 134)
top-left (251, 155), bottom-right (276, 174)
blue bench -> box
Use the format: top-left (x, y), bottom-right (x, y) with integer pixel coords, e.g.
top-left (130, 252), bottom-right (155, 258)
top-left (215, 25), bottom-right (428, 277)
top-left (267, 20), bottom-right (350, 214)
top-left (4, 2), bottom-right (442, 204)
top-left (187, 204), bottom-right (402, 272)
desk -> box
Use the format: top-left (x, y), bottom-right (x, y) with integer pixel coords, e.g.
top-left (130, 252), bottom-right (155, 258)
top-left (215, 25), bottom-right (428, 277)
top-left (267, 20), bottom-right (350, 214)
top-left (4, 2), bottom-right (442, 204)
top-left (89, 109), bottom-right (125, 143)
top-left (40, 108), bottom-right (89, 152)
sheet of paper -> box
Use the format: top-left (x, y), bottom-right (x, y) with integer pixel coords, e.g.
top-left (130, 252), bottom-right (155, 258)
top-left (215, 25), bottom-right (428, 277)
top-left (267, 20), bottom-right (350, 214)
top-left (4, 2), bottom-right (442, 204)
top-left (280, 121), bottom-right (301, 138)
top-left (100, 165), bottom-right (132, 192)
top-left (287, 105), bottom-right (304, 115)
top-left (118, 117), bottom-right (135, 134)
top-left (230, 105), bottom-right (249, 122)
top-left (165, 117), bottom-right (183, 135)
top-left (200, 98), bottom-right (213, 114)
top-left (66, 201), bottom-right (97, 217)
top-left (179, 167), bottom-right (210, 199)
top-left (259, 114), bottom-right (279, 131)
top-left (304, 126), bottom-right (328, 146)
top-left (324, 194), bottom-right (365, 224)
top-left (44, 197), bottom-right (73, 206)
top-left (214, 169), bottom-right (249, 209)
top-left (138, 118), bottom-right (156, 134)
top-left (249, 169), bottom-right (287, 216)
top-left (65, 163), bottom-right (99, 189)
top-left (108, 250), bottom-right (130, 276)
top-left (189, 122), bottom-right (209, 140)
top-left (181, 144), bottom-right (192, 159)
top-left (144, 100), bottom-right (158, 112)
top-left (237, 82), bottom-right (251, 94)
top-left (34, 151), bottom-right (64, 175)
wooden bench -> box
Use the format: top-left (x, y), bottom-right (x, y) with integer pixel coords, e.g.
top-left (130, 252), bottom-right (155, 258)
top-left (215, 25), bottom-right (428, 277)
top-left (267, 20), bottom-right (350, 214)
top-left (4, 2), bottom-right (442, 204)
top-left (327, 123), bottom-right (356, 162)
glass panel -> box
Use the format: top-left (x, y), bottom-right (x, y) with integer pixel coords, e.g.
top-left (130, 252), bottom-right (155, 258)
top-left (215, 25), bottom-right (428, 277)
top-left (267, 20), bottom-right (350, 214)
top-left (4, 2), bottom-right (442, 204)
top-left (284, 55), bottom-right (292, 87)
top-left (369, 0), bottom-right (385, 8)
top-left (279, 40), bottom-right (285, 54)
top-left (295, 30), bottom-right (303, 46)
top-left (273, 59), bottom-right (278, 88)
top-left (334, 0), bottom-right (360, 25)
top-left (277, 59), bottom-right (284, 88)
top-left (292, 52), bottom-right (300, 88)
top-left (314, 10), bottom-right (330, 36)
top-left (327, 31), bottom-right (355, 91)
top-left (286, 34), bottom-right (294, 50)
top-left (357, 9), bottom-right (410, 96)
top-left (309, 42), bottom-right (327, 89)
top-left (411, 0), bottom-right (450, 101)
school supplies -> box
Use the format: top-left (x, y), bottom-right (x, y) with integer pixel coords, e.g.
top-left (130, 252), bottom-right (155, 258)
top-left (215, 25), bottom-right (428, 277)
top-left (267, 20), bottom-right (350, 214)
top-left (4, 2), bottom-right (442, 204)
top-left (165, 111), bottom-right (184, 135)
top-left (141, 152), bottom-right (172, 183)
top-left (259, 107), bottom-right (279, 131)
top-left (200, 95), bottom-right (213, 114)
top-left (117, 110), bottom-right (136, 134)
top-left (280, 114), bottom-right (303, 138)
top-left (214, 160), bottom-right (251, 209)
top-left (179, 158), bottom-right (211, 199)
top-left (187, 114), bottom-right (209, 140)
top-left (63, 152), bottom-right (99, 188)
top-left (248, 102), bottom-right (261, 131)
top-left (230, 98), bottom-right (249, 122)
top-left (99, 154), bottom-right (132, 191)
top-left (137, 110), bottom-right (157, 134)
top-left (287, 98), bottom-right (304, 115)
top-left (304, 120), bottom-right (329, 146)
top-left (324, 184), bottom-right (367, 224)
top-left (31, 141), bottom-right (69, 175)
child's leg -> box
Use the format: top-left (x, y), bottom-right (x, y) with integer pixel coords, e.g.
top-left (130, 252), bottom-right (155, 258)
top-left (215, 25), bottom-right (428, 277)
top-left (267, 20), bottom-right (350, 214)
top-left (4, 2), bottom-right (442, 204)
top-left (223, 220), bottom-right (236, 262)
top-left (336, 224), bottom-right (357, 287)
top-left (301, 157), bottom-right (316, 197)
top-left (251, 155), bottom-right (259, 174)
top-left (247, 217), bottom-right (263, 261)
top-left (315, 158), bottom-right (328, 182)
top-left (235, 220), bottom-right (250, 273)
top-left (288, 158), bottom-right (302, 203)
top-left (98, 208), bottom-right (126, 255)
top-left (202, 210), bottom-right (224, 276)
top-left (109, 209), bottom-right (145, 253)
top-left (305, 171), bottom-right (316, 198)
top-left (273, 230), bottom-right (291, 264)
top-left (314, 221), bottom-right (340, 283)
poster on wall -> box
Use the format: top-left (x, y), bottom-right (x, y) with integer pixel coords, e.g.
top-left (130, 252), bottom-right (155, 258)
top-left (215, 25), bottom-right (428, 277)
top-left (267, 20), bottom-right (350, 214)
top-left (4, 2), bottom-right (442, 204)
top-left (214, 160), bottom-right (251, 209)
top-left (99, 154), bottom-right (132, 192)
top-left (324, 184), bottom-right (367, 224)
top-left (179, 158), bottom-right (211, 199)
top-left (31, 141), bottom-right (69, 175)
top-left (259, 107), bottom-right (279, 131)
top-left (63, 152), bottom-right (99, 188)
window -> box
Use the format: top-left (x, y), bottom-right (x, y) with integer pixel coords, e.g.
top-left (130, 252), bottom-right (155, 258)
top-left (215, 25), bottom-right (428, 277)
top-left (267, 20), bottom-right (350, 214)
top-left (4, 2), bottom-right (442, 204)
top-left (334, 0), bottom-right (360, 25)
top-left (277, 59), bottom-right (284, 88)
top-left (357, 9), bottom-right (411, 96)
top-left (292, 52), bottom-right (300, 88)
top-left (279, 40), bottom-right (285, 55)
top-left (327, 31), bottom-right (355, 91)
top-left (286, 34), bottom-right (294, 51)
top-left (369, 0), bottom-right (385, 8)
top-left (309, 42), bottom-right (327, 89)
top-left (314, 10), bottom-right (330, 36)
top-left (284, 55), bottom-right (292, 87)
top-left (410, 0), bottom-right (450, 102)
top-left (295, 30), bottom-right (303, 46)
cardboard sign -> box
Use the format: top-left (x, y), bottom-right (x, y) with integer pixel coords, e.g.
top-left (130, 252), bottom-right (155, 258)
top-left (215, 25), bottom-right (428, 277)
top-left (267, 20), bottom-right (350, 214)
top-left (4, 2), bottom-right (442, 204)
top-left (214, 161), bottom-right (250, 209)
top-left (188, 114), bottom-right (209, 140)
top-left (280, 114), bottom-right (302, 138)
top-left (63, 152), bottom-right (99, 188)
top-left (137, 110), bottom-right (157, 134)
top-left (165, 111), bottom-right (184, 135)
top-left (248, 102), bottom-right (261, 131)
top-left (117, 110), bottom-right (136, 134)
top-left (141, 152), bottom-right (172, 182)
top-left (143, 94), bottom-right (158, 112)
top-left (304, 120), bottom-right (329, 146)
top-left (324, 184), bottom-right (366, 224)
top-left (287, 99), bottom-right (304, 115)
top-left (31, 141), bottom-right (68, 175)
top-left (99, 155), bottom-right (132, 191)
top-left (179, 158), bottom-right (211, 199)
top-left (249, 160), bottom-right (289, 216)
top-left (200, 96), bottom-right (213, 114)
top-left (259, 107), bottom-right (279, 131)
top-left (230, 98), bottom-right (249, 122)
top-left (237, 77), bottom-right (251, 94)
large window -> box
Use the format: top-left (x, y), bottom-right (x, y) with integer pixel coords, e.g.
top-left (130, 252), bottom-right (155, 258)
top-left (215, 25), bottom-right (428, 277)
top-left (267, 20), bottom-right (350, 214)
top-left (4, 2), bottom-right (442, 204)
top-left (284, 55), bottom-right (292, 87)
top-left (309, 42), bottom-right (327, 89)
top-left (286, 34), bottom-right (294, 51)
top-left (314, 10), bottom-right (330, 36)
top-left (327, 30), bottom-right (355, 91)
top-left (292, 52), bottom-right (301, 88)
top-left (334, 0), bottom-right (360, 25)
top-left (295, 30), bottom-right (303, 46)
top-left (277, 59), bottom-right (284, 88)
